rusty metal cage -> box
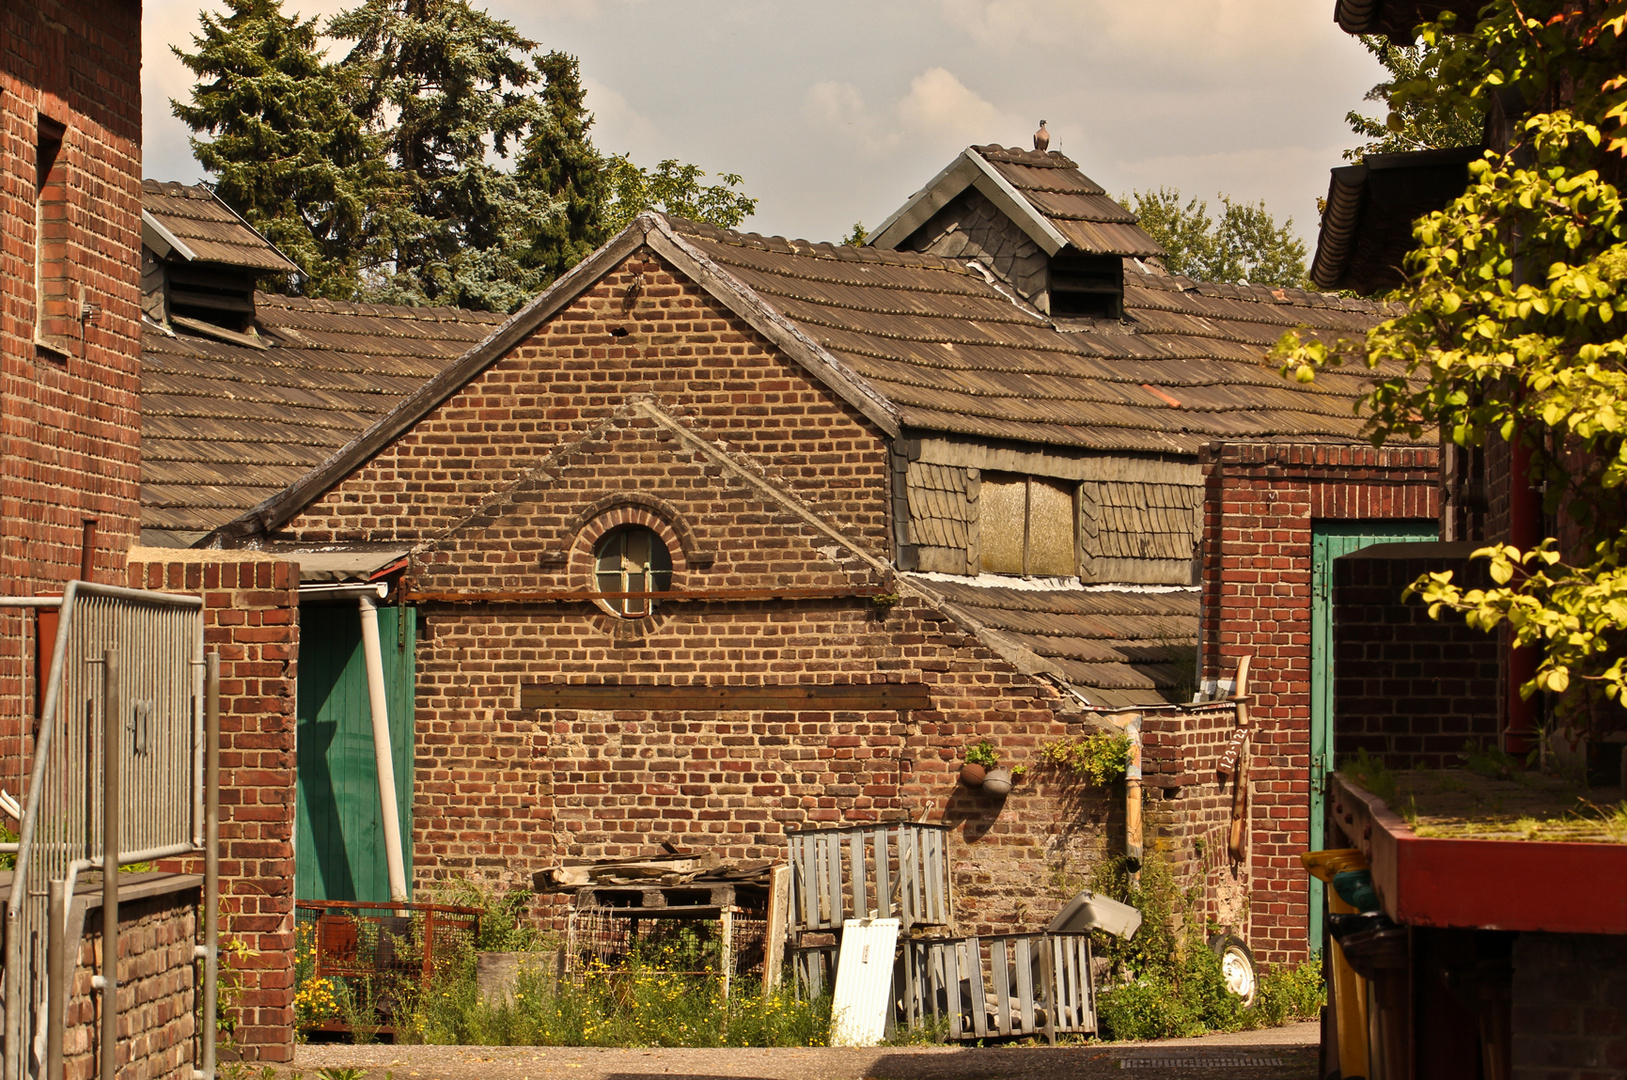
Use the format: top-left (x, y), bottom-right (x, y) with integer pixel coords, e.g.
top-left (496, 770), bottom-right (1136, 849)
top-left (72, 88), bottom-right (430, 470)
top-left (565, 899), bottom-right (768, 997)
top-left (294, 899), bottom-right (480, 1036)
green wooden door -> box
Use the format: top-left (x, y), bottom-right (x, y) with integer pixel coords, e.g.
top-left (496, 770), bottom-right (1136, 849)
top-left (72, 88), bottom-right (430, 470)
top-left (296, 604), bottom-right (416, 901)
top-left (1308, 521), bottom-right (1437, 948)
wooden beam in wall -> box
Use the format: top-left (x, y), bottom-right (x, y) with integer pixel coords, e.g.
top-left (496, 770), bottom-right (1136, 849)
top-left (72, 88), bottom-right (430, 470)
top-left (520, 682), bottom-right (935, 712)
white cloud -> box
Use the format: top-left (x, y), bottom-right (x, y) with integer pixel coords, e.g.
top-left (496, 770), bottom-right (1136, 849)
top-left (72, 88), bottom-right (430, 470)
top-left (938, 0), bottom-right (1319, 76)
top-left (582, 77), bottom-right (656, 148)
top-left (804, 67), bottom-right (1023, 156)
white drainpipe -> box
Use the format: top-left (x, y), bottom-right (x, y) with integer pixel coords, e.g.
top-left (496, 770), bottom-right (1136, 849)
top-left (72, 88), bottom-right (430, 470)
top-left (357, 592), bottom-right (409, 902)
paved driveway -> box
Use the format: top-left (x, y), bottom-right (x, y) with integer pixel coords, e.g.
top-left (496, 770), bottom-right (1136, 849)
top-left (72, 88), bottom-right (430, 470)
top-left (284, 1022), bottom-right (1318, 1080)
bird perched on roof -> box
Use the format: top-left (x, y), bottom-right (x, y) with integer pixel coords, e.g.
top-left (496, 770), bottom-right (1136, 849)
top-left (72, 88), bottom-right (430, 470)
top-left (1033, 120), bottom-right (1050, 151)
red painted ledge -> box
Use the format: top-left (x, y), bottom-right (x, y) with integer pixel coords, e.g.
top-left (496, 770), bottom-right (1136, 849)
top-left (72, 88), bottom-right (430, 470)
top-left (1329, 773), bottom-right (1627, 934)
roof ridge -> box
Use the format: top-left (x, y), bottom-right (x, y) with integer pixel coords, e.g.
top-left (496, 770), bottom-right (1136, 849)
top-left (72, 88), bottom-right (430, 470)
top-left (663, 215), bottom-right (978, 275)
top-left (254, 291), bottom-right (501, 322)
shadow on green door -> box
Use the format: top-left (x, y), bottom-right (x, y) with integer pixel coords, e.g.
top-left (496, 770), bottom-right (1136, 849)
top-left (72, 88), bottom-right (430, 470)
top-left (296, 603), bottom-right (415, 901)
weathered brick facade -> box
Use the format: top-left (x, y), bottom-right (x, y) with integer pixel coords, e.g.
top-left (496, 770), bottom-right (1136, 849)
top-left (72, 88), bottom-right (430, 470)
top-left (1198, 442), bottom-right (1440, 964)
top-left (1, 0), bottom-right (144, 857)
top-left (129, 552), bottom-right (300, 1063)
top-left (1510, 933), bottom-right (1627, 1080)
top-left (274, 251), bottom-right (1132, 934)
top-left (62, 883), bottom-right (199, 1080)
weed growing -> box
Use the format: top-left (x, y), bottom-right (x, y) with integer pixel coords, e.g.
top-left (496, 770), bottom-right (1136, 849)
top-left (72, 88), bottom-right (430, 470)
top-left (398, 949), bottom-right (830, 1047)
top-left (1089, 857), bottom-right (1325, 1040)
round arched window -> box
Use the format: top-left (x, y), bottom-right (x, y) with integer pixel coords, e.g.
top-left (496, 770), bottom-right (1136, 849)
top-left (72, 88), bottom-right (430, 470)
top-left (594, 526), bottom-right (673, 616)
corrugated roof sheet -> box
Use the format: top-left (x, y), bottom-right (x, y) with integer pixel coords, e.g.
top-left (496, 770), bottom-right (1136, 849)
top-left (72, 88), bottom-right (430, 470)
top-left (972, 145), bottom-right (1165, 258)
top-left (906, 575), bottom-right (1198, 707)
top-left (142, 180), bottom-right (300, 273)
top-left (667, 217), bottom-right (1405, 454)
top-left (141, 293), bottom-right (504, 534)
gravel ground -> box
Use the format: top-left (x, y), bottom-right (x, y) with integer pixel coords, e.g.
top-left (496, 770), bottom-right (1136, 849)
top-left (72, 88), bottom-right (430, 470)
top-left (278, 1022), bottom-right (1319, 1080)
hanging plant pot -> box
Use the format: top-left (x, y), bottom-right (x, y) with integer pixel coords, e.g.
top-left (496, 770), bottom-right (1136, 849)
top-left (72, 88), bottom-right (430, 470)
top-left (960, 762), bottom-right (987, 786)
top-left (982, 768), bottom-right (1014, 796)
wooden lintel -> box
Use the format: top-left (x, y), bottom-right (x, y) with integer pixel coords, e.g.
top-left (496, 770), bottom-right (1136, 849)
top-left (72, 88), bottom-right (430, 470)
top-left (521, 681), bottom-right (935, 712)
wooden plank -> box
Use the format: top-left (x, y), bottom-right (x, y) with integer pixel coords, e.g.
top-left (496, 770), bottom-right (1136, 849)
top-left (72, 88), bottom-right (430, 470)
top-left (991, 938), bottom-right (1010, 1037)
top-left (876, 828), bottom-right (891, 920)
top-left (944, 941), bottom-right (963, 1040)
top-left (1040, 939), bottom-right (1058, 1045)
top-left (927, 831), bottom-right (945, 924)
top-left (763, 864), bottom-right (791, 994)
top-left (798, 836), bottom-right (819, 930)
top-left (1015, 938), bottom-right (1035, 1035)
top-left (850, 830), bottom-right (866, 918)
top-left (966, 938), bottom-right (987, 1039)
top-left (522, 681), bottom-right (934, 712)
top-left (1079, 937), bottom-right (1096, 1033)
top-left (826, 833), bottom-right (844, 924)
top-left (907, 832), bottom-right (924, 929)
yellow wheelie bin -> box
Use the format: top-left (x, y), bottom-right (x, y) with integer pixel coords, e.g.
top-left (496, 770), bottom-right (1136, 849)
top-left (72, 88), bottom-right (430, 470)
top-left (1303, 849), bottom-right (1369, 1080)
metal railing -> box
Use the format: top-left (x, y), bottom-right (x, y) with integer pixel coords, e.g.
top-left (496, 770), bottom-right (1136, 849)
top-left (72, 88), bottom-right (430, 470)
top-left (3, 581), bottom-right (207, 1080)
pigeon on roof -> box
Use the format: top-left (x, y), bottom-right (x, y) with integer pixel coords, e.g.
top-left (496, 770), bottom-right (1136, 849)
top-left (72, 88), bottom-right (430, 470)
top-left (1033, 120), bottom-right (1050, 151)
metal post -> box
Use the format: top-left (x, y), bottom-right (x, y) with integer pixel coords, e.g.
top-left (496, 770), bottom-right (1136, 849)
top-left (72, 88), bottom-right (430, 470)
top-left (48, 880), bottom-right (66, 1080)
top-left (200, 653), bottom-right (220, 1080)
top-left (102, 647), bottom-right (121, 1080)
top-left (357, 595), bottom-right (408, 901)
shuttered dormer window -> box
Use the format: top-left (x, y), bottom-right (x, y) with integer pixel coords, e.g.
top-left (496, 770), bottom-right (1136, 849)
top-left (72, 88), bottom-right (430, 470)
top-left (979, 473), bottom-right (1077, 577)
top-left (35, 118), bottom-right (71, 355)
top-left (1048, 251), bottom-right (1123, 319)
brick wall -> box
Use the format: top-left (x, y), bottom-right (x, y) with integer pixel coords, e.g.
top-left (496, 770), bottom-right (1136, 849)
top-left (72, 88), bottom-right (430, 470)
top-left (64, 884), bottom-right (199, 1080)
top-left (1, 0), bottom-right (145, 904)
top-left (1198, 441), bottom-right (1440, 964)
top-left (1511, 932), bottom-right (1627, 1079)
top-left (284, 251), bottom-right (893, 558)
top-left (1332, 547), bottom-right (1500, 767)
top-left (1143, 703), bottom-right (1252, 940)
top-left (128, 552), bottom-right (299, 1062)
top-left (273, 274), bottom-right (1130, 932)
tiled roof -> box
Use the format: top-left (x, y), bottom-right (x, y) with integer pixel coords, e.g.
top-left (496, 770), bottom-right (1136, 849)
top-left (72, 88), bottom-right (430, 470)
top-left (972, 146), bottom-right (1165, 257)
top-left (142, 180), bottom-right (299, 273)
top-left (667, 216), bottom-right (1404, 453)
top-left (140, 293), bottom-right (504, 538)
top-left (905, 574), bottom-right (1198, 708)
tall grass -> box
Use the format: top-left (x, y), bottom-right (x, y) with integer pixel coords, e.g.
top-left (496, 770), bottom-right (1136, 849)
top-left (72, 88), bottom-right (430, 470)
top-left (399, 953), bottom-right (830, 1047)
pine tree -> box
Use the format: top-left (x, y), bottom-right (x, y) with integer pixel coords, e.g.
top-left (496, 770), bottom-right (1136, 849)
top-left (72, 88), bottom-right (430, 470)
top-left (515, 51), bottom-right (608, 281)
top-left (328, 0), bottom-right (554, 309)
top-left (171, 0), bottom-right (385, 299)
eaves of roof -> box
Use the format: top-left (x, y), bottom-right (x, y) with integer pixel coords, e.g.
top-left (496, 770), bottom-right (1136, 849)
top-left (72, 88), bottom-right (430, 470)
top-left (1309, 146), bottom-right (1481, 293)
top-left (1333, 0), bottom-right (1482, 41)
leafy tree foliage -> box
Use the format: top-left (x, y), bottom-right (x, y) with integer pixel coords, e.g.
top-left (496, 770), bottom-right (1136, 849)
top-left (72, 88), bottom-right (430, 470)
top-left (171, 0), bottom-right (387, 298)
top-left (1124, 189), bottom-right (1309, 289)
top-left (1343, 35), bottom-right (1485, 160)
top-left (1278, 2), bottom-right (1627, 725)
top-left (601, 158), bottom-right (758, 236)
top-left (328, 0), bottom-right (555, 310)
top-left (174, 0), bottom-right (758, 311)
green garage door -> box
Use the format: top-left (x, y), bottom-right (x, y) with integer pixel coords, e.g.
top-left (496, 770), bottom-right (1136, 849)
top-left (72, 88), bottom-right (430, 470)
top-left (296, 604), bottom-right (416, 901)
top-left (1308, 521), bottom-right (1437, 948)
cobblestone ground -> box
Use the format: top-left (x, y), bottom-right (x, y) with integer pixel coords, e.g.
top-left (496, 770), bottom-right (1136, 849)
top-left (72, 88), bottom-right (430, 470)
top-left (277, 1022), bottom-right (1318, 1080)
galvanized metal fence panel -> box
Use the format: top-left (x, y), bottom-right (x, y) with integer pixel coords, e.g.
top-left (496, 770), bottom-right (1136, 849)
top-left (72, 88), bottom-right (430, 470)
top-left (901, 932), bottom-right (1096, 1044)
top-left (5, 582), bottom-right (204, 1080)
top-left (786, 822), bottom-right (953, 934)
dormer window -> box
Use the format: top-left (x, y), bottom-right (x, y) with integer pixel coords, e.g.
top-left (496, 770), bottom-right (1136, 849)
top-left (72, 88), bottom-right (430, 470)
top-left (1048, 252), bottom-right (1124, 319)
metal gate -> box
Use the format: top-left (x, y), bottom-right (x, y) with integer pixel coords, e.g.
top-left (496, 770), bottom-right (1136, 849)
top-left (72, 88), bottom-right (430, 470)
top-left (2, 581), bottom-right (208, 1080)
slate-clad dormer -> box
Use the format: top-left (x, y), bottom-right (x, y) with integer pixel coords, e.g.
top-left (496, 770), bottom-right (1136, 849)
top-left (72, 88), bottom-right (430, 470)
top-left (868, 145), bottom-right (1164, 320)
top-left (140, 180), bottom-right (300, 344)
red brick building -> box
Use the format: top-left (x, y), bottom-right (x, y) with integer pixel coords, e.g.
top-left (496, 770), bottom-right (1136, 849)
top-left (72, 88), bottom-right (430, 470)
top-left (195, 150), bottom-right (1403, 957)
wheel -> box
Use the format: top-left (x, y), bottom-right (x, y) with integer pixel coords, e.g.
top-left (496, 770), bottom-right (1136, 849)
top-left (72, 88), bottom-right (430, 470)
top-left (1208, 933), bottom-right (1258, 1007)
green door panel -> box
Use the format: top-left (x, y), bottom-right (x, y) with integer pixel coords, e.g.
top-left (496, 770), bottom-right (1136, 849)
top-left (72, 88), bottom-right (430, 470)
top-left (296, 604), bottom-right (416, 901)
top-left (1308, 521), bottom-right (1437, 950)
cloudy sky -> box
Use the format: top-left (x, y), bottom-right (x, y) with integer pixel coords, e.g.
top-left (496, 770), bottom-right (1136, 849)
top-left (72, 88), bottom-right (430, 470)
top-left (143, 0), bottom-right (1387, 249)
